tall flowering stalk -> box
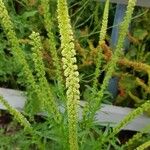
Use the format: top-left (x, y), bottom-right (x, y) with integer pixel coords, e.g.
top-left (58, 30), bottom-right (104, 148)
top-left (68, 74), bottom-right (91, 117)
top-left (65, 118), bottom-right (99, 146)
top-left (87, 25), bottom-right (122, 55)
top-left (101, 100), bottom-right (150, 145)
top-left (82, 0), bottom-right (110, 129)
top-left (40, 0), bottom-right (65, 100)
top-left (123, 124), bottom-right (150, 149)
top-left (83, 0), bottom-right (137, 128)
top-left (0, 96), bottom-right (32, 132)
top-left (94, 0), bottom-right (137, 109)
top-left (124, 132), bottom-right (144, 149)
top-left (136, 140), bottom-right (150, 150)
top-left (0, 0), bottom-right (41, 114)
top-left (57, 0), bottom-right (80, 149)
top-left (93, 0), bottom-right (109, 91)
top-left (111, 101), bottom-right (150, 136)
top-left (29, 31), bottom-right (62, 123)
top-left (0, 96), bottom-right (44, 149)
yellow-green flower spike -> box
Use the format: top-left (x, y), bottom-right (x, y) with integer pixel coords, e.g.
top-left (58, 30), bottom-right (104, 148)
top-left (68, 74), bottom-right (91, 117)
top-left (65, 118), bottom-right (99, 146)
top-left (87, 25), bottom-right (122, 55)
top-left (82, 1), bottom-right (110, 126)
top-left (136, 140), bottom-right (150, 150)
top-left (0, 96), bottom-right (32, 132)
top-left (0, 0), bottom-right (41, 114)
top-left (123, 124), bottom-right (150, 149)
top-left (124, 132), bottom-right (145, 149)
top-left (86, 0), bottom-right (137, 126)
top-left (40, 0), bottom-right (65, 100)
top-left (93, 0), bottom-right (109, 91)
top-left (124, 132), bottom-right (144, 149)
top-left (57, 0), bottom-right (80, 149)
top-left (99, 100), bottom-right (150, 146)
top-left (96, 0), bottom-right (137, 106)
top-left (99, 0), bottom-right (109, 42)
top-left (29, 31), bottom-right (62, 123)
top-left (0, 96), bottom-right (43, 149)
top-left (107, 100), bottom-right (150, 143)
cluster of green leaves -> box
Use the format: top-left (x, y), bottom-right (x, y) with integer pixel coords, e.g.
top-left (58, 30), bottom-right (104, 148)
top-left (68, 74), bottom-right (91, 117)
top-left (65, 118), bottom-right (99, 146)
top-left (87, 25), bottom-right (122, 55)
top-left (0, 0), bottom-right (150, 150)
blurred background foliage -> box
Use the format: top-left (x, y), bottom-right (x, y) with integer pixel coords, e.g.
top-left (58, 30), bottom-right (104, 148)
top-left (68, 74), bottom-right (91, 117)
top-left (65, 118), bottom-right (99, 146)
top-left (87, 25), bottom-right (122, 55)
top-left (0, 0), bottom-right (150, 109)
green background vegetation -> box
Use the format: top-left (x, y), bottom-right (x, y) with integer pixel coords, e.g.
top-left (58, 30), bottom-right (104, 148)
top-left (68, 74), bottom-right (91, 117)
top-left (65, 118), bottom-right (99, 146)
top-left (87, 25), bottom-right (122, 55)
top-left (0, 0), bottom-right (150, 149)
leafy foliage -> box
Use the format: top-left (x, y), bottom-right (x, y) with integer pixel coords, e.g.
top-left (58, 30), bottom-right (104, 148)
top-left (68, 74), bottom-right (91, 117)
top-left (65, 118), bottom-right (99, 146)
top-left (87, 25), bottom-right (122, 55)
top-left (0, 0), bottom-right (150, 150)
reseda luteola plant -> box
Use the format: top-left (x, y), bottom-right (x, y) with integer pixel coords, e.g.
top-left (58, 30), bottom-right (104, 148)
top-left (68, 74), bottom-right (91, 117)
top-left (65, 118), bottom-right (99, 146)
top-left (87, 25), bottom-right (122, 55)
top-left (0, 0), bottom-right (61, 123)
top-left (82, 0), bottom-right (110, 129)
top-left (40, 0), bottom-right (65, 100)
top-left (57, 0), bottom-right (80, 149)
top-left (29, 31), bottom-right (61, 123)
top-left (105, 100), bottom-right (150, 142)
top-left (136, 140), bottom-right (150, 150)
top-left (97, 0), bottom-right (137, 105)
top-left (0, 0), bottom-right (42, 114)
top-left (93, 0), bottom-right (109, 91)
top-left (123, 124), bottom-right (150, 149)
top-left (1, 0), bottom-right (150, 149)
top-left (0, 96), bottom-right (32, 132)
top-left (87, 0), bottom-right (140, 131)
top-left (0, 96), bottom-right (47, 150)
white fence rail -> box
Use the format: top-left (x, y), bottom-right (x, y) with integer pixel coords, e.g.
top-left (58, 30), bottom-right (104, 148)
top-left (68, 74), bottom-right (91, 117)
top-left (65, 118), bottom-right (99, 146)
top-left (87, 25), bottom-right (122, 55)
top-left (0, 88), bottom-right (150, 132)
